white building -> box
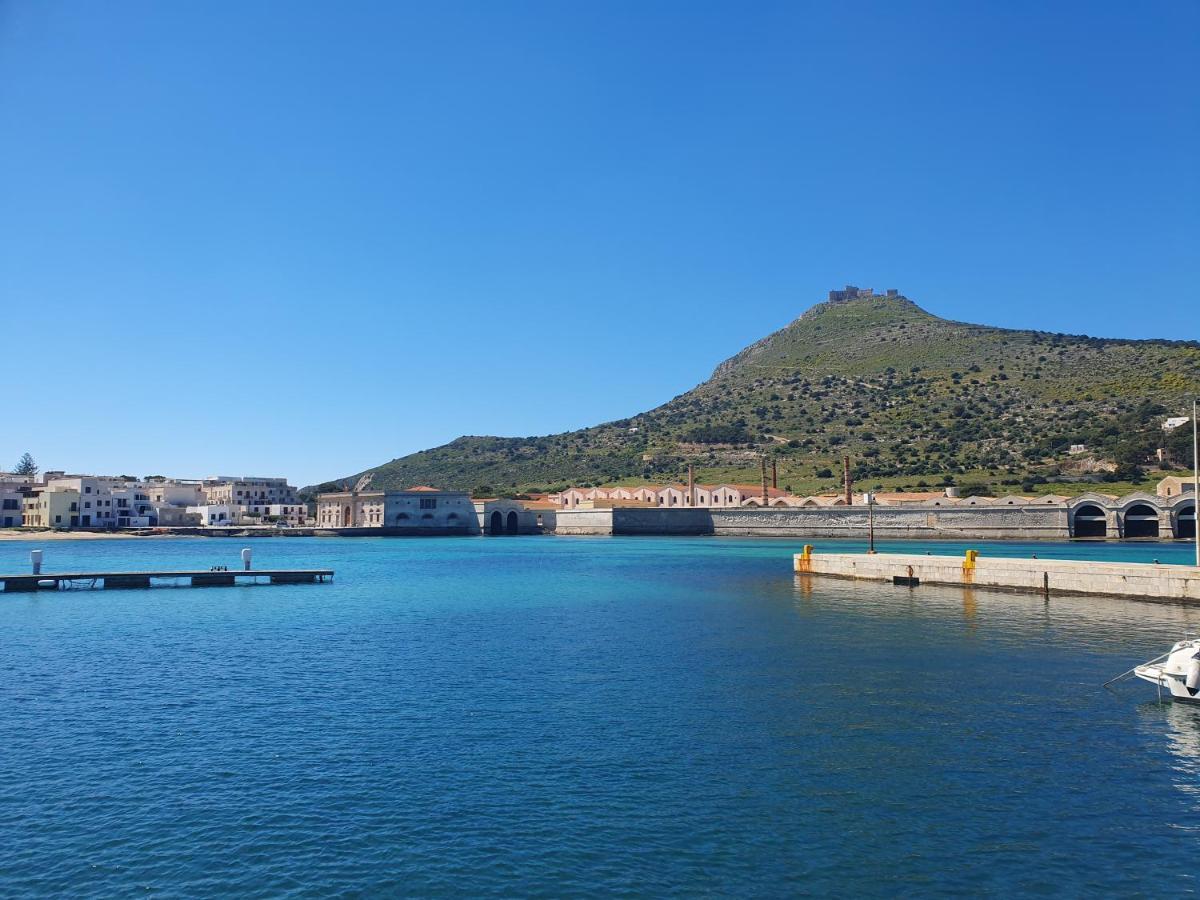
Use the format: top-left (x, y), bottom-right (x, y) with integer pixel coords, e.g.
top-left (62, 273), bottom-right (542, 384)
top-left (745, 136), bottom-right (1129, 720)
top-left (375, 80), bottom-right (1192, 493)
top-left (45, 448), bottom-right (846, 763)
top-left (1164, 417), bottom-right (1191, 431)
top-left (203, 476), bottom-right (299, 506)
top-left (188, 503), bottom-right (237, 526)
top-left (110, 486), bottom-right (155, 527)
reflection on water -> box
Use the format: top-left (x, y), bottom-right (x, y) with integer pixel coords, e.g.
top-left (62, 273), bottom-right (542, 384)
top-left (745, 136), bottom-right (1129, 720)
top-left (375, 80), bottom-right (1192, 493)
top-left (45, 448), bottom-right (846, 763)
top-left (1139, 702), bottom-right (1200, 823)
top-left (794, 574), bottom-right (1200, 654)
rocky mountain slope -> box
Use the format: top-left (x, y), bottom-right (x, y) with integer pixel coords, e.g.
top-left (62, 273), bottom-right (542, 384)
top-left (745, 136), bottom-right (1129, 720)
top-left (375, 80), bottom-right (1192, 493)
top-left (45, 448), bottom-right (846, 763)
top-left (308, 290), bottom-right (1200, 497)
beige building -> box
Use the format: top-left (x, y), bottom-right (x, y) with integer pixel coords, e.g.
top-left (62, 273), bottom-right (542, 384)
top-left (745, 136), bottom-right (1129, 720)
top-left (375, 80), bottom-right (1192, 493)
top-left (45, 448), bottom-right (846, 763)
top-left (316, 486), bottom-right (475, 531)
top-left (1158, 476), bottom-right (1197, 498)
top-left (22, 490), bottom-right (81, 528)
top-left (0, 473), bottom-right (36, 527)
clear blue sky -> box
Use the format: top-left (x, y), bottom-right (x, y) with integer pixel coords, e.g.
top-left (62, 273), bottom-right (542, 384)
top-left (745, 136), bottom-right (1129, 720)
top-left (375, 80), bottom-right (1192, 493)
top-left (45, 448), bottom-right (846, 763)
top-left (2, 1), bottom-right (1197, 485)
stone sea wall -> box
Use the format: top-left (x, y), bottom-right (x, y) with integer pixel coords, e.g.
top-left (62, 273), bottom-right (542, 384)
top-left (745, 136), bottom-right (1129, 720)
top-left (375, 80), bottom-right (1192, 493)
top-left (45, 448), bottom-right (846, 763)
top-left (552, 505), bottom-right (1074, 539)
top-left (794, 550), bottom-right (1200, 601)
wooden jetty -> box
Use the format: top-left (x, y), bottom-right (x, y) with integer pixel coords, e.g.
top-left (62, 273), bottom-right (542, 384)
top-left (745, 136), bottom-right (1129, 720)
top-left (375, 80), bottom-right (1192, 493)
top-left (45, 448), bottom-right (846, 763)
top-left (1, 569), bottom-right (334, 592)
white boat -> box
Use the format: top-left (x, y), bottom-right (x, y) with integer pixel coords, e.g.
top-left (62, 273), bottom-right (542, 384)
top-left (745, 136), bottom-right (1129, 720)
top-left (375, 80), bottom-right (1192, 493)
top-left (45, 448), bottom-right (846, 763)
top-left (1133, 638), bottom-right (1200, 703)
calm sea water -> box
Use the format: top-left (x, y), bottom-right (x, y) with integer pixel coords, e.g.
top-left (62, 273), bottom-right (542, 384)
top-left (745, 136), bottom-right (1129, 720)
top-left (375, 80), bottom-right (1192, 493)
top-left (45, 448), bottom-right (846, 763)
top-left (2, 536), bottom-right (1199, 896)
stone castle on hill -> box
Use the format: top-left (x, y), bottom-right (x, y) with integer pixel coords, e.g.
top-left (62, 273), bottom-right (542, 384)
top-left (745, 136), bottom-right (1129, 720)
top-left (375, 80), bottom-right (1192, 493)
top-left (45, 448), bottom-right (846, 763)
top-left (826, 285), bottom-right (902, 302)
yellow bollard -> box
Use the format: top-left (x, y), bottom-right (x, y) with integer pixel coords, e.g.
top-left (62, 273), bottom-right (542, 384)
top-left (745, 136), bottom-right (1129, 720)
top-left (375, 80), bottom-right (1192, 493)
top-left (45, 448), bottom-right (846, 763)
top-left (963, 549), bottom-right (979, 583)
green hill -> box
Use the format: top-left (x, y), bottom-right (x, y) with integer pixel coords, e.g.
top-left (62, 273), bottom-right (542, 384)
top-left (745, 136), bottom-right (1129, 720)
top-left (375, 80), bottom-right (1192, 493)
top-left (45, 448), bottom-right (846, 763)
top-left (308, 290), bottom-right (1200, 499)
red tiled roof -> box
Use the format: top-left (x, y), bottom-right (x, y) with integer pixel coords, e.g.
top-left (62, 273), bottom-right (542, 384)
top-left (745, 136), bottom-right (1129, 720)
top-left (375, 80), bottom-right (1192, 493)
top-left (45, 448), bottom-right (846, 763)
top-left (406, 485), bottom-right (440, 492)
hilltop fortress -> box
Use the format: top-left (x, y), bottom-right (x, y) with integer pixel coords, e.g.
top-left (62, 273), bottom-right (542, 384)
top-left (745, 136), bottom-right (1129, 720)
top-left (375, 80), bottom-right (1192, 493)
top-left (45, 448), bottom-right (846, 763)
top-left (825, 285), bottom-right (903, 302)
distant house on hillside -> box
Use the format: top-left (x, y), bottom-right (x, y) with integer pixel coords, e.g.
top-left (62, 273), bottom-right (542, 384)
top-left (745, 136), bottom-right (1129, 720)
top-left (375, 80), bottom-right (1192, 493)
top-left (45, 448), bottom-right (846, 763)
top-left (1158, 476), bottom-right (1197, 498)
top-left (1164, 417), bottom-right (1191, 431)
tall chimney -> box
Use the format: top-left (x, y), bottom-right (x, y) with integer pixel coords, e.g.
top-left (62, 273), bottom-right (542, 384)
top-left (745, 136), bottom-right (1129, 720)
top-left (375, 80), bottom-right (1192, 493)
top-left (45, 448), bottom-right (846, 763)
top-left (843, 456), bottom-right (853, 506)
top-left (771, 459), bottom-right (778, 490)
top-left (687, 464), bottom-right (695, 507)
top-left (761, 457), bottom-right (769, 506)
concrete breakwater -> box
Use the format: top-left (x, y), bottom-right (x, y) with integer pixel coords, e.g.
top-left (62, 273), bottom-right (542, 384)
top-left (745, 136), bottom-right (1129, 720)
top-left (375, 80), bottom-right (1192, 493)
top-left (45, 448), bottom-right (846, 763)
top-left (793, 547), bottom-right (1200, 602)
top-left (553, 504), bottom-right (1189, 540)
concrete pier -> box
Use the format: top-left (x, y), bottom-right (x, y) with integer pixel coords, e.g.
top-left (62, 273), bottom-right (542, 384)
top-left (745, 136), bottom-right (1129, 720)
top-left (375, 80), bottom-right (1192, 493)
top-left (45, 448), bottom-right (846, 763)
top-left (793, 547), bottom-right (1200, 602)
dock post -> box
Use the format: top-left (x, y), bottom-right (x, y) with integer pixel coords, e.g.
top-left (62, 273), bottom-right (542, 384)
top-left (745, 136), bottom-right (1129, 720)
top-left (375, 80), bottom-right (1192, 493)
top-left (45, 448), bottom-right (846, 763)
top-left (242, 548), bottom-right (253, 571)
top-left (31, 550), bottom-right (42, 575)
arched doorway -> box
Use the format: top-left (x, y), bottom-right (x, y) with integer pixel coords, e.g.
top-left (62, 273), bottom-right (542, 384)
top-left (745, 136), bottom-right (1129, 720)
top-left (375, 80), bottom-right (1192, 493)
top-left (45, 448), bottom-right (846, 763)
top-left (505, 511), bottom-right (519, 535)
top-left (1072, 504), bottom-right (1107, 538)
top-left (1123, 503), bottom-right (1160, 539)
top-left (1177, 503), bottom-right (1196, 540)
top-left (343, 505), bottom-right (352, 527)
top-left (489, 510), bottom-right (503, 535)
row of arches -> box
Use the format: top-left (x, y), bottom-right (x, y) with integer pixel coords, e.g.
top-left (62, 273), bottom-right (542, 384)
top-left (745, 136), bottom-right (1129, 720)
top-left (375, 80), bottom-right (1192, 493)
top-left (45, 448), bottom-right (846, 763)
top-left (1072, 503), bottom-right (1195, 539)
top-left (488, 510), bottom-right (520, 535)
top-left (336, 505), bottom-right (462, 527)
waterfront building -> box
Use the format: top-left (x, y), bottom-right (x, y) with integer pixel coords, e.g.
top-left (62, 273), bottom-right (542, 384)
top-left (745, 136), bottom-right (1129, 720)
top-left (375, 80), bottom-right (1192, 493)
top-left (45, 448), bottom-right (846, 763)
top-left (187, 503), bottom-right (237, 526)
top-left (474, 498), bottom-right (546, 535)
top-left (22, 489), bottom-right (81, 528)
top-left (555, 483), bottom-right (798, 509)
top-left (154, 505), bottom-right (202, 527)
top-left (43, 475), bottom-right (137, 528)
top-left (143, 479), bottom-right (205, 507)
top-left (0, 473), bottom-right (36, 527)
top-left (110, 486), bottom-right (155, 527)
top-left (316, 486), bottom-right (474, 531)
top-left (203, 476), bottom-right (299, 506)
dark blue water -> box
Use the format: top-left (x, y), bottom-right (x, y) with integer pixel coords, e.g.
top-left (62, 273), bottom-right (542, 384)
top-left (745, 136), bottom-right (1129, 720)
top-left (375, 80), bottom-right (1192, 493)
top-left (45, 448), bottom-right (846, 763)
top-left (2, 536), bottom-right (1199, 896)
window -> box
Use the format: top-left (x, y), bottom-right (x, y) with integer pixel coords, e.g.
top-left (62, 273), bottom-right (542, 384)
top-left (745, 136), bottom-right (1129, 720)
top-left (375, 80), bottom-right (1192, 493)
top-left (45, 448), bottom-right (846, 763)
top-left (84, 501), bottom-right (91, 509)
top-left (420, 498), bottom-right (438, 509)
top-left (85, 486), bottom-right (91, 493)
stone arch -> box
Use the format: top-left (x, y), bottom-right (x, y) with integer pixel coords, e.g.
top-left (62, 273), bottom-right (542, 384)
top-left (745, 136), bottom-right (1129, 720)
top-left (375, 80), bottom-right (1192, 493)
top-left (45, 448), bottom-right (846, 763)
top-left (489, 510), bottom-right (503, 535)
top-left (343, 505), bottom-right (352, 527)
top-left (1122, 503), bottom-right (1160, 539)
top-left (1072, 503), bottom-right (1107, 538)
top-left (1175, 502), bottom-right (1196, 540)
top-left (506, 511), bottom-right (519, 535)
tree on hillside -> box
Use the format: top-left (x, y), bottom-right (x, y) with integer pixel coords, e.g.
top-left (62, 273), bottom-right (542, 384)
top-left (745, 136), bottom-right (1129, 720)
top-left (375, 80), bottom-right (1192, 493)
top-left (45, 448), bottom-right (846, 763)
top-left (12, 453), bottom-right (37, 476)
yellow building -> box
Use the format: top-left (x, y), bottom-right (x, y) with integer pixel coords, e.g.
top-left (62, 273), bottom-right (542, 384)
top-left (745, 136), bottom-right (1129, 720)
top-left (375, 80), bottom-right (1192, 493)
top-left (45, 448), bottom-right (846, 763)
top-left (22, 490), bottom-right (82, 528)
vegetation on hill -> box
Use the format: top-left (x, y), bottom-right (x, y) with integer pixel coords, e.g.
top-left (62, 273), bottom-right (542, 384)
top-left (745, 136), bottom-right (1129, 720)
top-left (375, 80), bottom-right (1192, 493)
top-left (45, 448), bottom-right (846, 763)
top-left (306, 292), bottom-right (1200, 499)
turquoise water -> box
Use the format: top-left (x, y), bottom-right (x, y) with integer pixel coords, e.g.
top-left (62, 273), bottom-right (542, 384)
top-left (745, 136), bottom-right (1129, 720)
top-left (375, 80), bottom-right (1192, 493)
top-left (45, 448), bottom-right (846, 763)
top-left (2, 535), bottom-right (1200, 896)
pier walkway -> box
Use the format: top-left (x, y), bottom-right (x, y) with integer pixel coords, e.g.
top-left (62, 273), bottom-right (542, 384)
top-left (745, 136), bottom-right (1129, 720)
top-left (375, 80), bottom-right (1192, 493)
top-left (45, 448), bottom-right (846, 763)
top-left (1, 569), bottom-right (334, 592)
top-left (793, 547), bottom-right (1200, 602)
